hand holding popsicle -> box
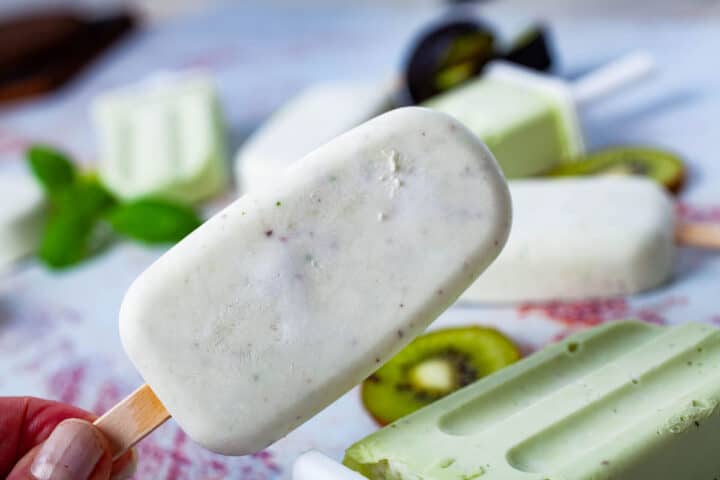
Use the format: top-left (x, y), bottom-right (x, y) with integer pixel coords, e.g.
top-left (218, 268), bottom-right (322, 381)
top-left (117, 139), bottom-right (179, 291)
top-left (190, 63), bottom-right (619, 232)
top-left (0, 396), bottom-right (135, 480)
top-left (92, 107), bottom-right (512, 458)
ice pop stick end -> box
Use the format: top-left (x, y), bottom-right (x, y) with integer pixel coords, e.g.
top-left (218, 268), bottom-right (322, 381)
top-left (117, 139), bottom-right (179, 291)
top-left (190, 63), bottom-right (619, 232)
top-left (94, 383), bottom-right (170, 460)
top-left (572, 51), bottom-right (656, 107)
top-left (676, 223), bottom-right (720, 250)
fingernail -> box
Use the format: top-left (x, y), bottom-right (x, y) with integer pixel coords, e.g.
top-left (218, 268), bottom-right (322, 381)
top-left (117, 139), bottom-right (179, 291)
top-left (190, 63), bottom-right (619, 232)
top-left (31, 419), bottom-right (104, 480)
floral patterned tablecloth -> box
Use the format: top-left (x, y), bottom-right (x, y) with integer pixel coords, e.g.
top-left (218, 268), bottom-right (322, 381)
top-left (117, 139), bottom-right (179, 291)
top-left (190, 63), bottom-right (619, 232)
top-left (1, 3), bottom-right (719, 479)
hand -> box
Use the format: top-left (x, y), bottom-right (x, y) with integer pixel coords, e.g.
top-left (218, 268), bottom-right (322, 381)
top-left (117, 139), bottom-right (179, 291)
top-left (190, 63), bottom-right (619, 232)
top-left (0, 397), bottom-right (136, 480)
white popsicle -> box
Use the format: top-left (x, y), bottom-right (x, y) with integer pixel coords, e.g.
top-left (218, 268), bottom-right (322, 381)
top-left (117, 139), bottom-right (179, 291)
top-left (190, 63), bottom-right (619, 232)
top-left (462, 176), bottom-right (675, 303)
top-left (115, 107), bottom-right (511, 455)
top-left (235, 80), bottom-right (395, 192)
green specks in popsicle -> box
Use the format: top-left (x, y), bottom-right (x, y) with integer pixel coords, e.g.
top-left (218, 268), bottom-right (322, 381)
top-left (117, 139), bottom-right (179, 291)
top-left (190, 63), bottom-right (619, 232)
top-left (275, 201), bottom-right (282, 207)
top-left (601, 460), bottom-right (610, 467)
top-left (305, 254), bottom-right (313, 262)
top-left (566, 342), bottom-right (579, 354)
top-left (329, 175), bottom-right (338, 182)
top-left (439, 458), bottom-right (455, 469)
top-left (436, 289), bottom-right (444, 296)
top-left (253, 374), bottom-right (260, 382)
top-left (397, 330), bottom-right (405, 339)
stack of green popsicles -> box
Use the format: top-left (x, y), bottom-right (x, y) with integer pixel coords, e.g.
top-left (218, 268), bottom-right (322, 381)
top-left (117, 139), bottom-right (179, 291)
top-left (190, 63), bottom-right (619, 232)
top-left (344, 321), bottom-right (720, 479)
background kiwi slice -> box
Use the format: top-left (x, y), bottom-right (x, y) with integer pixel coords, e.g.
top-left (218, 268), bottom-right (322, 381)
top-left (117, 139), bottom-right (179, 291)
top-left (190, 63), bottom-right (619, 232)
top-left (361, 326), bottom-right (520, 425)
top-left (547, 146), bottom-right (686, 193)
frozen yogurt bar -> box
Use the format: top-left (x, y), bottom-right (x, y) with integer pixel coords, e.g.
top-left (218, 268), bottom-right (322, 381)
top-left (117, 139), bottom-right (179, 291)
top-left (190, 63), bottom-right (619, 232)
top-left (118, 107), bottom-right (511, 455)
top-left (462, 177), bottom-right (675, 302)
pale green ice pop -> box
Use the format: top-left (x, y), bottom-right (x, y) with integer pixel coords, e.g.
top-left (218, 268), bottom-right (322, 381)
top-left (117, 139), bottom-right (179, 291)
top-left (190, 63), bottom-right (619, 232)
top-left (424, 52), bottom-right (655, 178)
top-left (92, 73), bottom-right (227, 204)
top-left (344, 321), bottom-right (720, 479)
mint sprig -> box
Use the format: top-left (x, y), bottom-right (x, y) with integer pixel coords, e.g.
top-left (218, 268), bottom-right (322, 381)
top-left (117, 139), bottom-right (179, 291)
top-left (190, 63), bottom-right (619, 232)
top-left (107, 198), bottom-right (201, 244)
top-left (26, 144), bottom-right (203, 269)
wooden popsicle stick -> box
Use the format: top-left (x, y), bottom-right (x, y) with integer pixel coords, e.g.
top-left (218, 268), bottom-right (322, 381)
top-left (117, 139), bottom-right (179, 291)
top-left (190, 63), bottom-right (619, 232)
top-left (94, 384), bottom-right (170, 460)
top-left (676, 223), bottom-right (720, 249)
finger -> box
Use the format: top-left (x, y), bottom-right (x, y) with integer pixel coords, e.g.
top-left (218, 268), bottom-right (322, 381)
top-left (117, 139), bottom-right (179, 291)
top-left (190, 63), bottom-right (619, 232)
top-left (110, 448), bottom-right (137, 480)
top-left (7, 436), bottom-right (137, 480)
top-left (0, 397), bottom-right (95, 476)
top-left (7, 419), bottom-right (113, 480)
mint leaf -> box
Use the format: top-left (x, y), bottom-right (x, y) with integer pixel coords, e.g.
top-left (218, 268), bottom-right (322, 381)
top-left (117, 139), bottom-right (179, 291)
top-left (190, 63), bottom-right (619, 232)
top-left (27, 144), bottom-right (76, 193)
top-left (38, 178), bottom-right (117, 269)
top-left (107, 198), bottom-right (202, 244)
top-left (39, 208), bottom-right (96, 269)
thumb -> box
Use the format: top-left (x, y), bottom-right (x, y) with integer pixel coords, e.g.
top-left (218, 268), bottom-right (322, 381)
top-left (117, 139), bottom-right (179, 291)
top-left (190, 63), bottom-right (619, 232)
top-left (8, 419), bottom-right (113, 480)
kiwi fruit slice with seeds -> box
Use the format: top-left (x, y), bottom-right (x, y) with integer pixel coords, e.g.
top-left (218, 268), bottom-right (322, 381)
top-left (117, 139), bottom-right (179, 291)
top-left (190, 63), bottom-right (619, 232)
top-left (547, 146), bottom-right (685, 193)
top-left (361, 326), bottom-right (520, 425)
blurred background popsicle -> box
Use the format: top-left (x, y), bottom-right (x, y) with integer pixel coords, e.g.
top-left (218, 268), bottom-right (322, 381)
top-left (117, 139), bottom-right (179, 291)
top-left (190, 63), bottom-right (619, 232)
top-left (424, 52), bottom-right (655, 177)
top-left (92, 73), bottom-right (228, 204)
top-left (235, 80), bottom-right (395, 192)
top-left (235, 52), bottom-right (655, 192)
top-left (461, 176), bottom-right (720, 303)
top-left (463, 177), bottom-right (675, 302)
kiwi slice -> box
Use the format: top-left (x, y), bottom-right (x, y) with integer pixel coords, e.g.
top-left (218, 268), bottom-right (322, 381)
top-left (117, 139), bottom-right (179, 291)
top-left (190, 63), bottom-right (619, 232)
top-left (361, 326), bottom-right (520, 425)
top-left (401, 19), bottom-right (496, 104)
top-left (547, 147), bottom-right (686, 193)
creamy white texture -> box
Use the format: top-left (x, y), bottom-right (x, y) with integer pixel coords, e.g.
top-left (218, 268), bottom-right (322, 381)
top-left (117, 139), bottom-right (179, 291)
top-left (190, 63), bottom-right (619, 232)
top-left (236, 81), bottom-right (394, 192)
top-left (463, 176), bottom-right (675, 302)
top-left (120, 107), bottom-right (511, 455)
